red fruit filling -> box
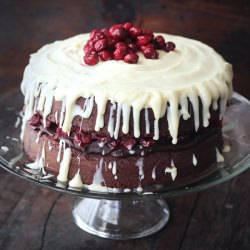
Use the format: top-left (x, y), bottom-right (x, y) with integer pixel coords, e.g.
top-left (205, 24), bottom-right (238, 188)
top-left (28, 110), bottom-right (222, 157)
top-left (83, 23), bottom-right (176, 65)
top-left (29, 113), bottom-right (42, 127)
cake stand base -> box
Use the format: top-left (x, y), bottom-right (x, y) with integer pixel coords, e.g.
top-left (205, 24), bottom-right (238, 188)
top-left (72, 197), bottom-right (170, 240)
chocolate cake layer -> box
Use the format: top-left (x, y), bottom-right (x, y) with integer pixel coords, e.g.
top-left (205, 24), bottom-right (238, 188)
top-left (23, 123), bottom-right (223, 189)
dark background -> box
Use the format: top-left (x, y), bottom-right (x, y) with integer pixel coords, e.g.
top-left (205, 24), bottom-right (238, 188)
top-left (0, 1), bottom-right (249, 250)
top-left (0, 0), bottom-right (250, 97)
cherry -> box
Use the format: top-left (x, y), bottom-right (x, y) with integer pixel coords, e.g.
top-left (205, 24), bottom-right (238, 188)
top-left (56, 127), bottom-right (68, 137)
top-left (83, 42), bottom-right (95, 53)
top-left (143, 29), bottom-right (154, 39)
top-left (165, 41), bottom-right (176, 52)
top-left (101, 27), bottom-right (109, 37)
top-left (84, 51), bottom-right (99, 65)
top-left (127, 43), bottom-right (139, 53)
top-left (123, 53), bottom-right (139, 64)
top-left (29, 113), bottom-right (42, 127)
top-left (113, 48), bottom-right (127, 60)
top-left (124, 22), bottom-right (133, 30)
top-left (74, 132), bottom-right (92, 147)
top-left (115, 42), bottom-right (127, 50)
top-left (155, 35), bottom-right (166, 49)
top-left (140, 138), bottom-right (155, 147)
top-left (137, 35), bottom-right (150, 46)
top-left (94, 39), bottom-right (108, 52)
top-left (109, 27), bottom-right (127, 41)
top-left (109, 24), bottom-right (123, 34)
top-left (140, 44), bottom-right (154, 52)
top-left (107, 37), bottom-right (117, 50)
top-left (90, 30), bottom-right (105, 42)
top-left (129, 26), bottom-right (142, 38)
top-left (121, 138), bottom-right (136, 150)
top-left (143, 47), bottom-right (159, 59)
top-left (99, 50), bottom-right (112, 61)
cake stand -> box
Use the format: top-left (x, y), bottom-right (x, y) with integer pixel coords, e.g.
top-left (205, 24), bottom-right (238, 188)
top-left (0, 88), bottom-right (250, 240)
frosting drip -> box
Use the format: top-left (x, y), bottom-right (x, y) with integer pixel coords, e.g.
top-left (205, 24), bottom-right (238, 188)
top-left (21, 33), bottom-right (233, 143)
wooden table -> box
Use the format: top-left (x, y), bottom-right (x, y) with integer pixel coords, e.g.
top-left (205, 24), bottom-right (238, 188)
top-left (0, 1), bottom-right (249, 249)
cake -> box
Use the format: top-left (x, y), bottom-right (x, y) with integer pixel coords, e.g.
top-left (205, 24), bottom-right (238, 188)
top-left (20, 23), bottom-right (233, 192)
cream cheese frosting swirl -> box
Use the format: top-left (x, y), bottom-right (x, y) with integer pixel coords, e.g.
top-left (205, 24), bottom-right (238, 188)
top-left (21, 33), bottom-right (233, 144)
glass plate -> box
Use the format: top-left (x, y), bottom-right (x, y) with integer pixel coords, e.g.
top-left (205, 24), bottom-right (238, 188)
top-left (0, 88), bottom-right (250, 200)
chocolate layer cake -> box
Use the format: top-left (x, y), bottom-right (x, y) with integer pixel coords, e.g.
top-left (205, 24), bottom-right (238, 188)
top-left (20, 23), bottom-right (233, 192)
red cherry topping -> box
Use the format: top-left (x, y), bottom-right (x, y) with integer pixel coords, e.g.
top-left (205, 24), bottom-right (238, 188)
top-left (140, 44), bottom-right (154, 51)
top-left (84, 51), bottom-right (99, 66)
top-left (123, 53), bottom-right (139, 64)
top-left (109, 27), bottom-right (127, 41)
top-left (99, 50), bottom-right (112, 61)
top-left (124, 22), bottom-right (133, 30)
top-left (143, 47), bottom-right (159, 59)
top-left (113, 48), bottom-right (127, 60)
top-left (115, 42), bottom-right (128, 50)
top-left (109, 24), bottom-right (123, 34)
top-left (137, 35), bottom-right (150, 46)
top-left (94, 39), bottom-right (108, 52)
top-left (127, 43), bottom-right (139, 53)
top-left (83, 23), bottom-right (175, 65)
top-left (90, 30), bottom-right (105, 42)
top-left (143, 29), bottom-right (154, 39)
top-left (154, 35), bottom-right (166, 49)
top-left (83, 42), bottom-right (94, 53)
top-left (165, 41), bottom-right (176, 52)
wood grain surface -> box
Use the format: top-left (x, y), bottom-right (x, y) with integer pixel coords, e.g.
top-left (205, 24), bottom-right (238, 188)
top-left (0, 0), bottom-right (249, 249)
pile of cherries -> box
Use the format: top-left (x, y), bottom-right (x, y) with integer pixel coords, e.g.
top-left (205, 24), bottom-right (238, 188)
top-left (83, 22), bottom-right (176, 66)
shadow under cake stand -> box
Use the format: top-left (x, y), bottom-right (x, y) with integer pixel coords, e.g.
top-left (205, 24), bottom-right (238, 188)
top-left (0, 89), bottom-right (250, 240)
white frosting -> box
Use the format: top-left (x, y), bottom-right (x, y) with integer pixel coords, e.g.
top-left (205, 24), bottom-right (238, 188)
top-left (135, 157), bottom-right (144, 180)
top-left (1, 146), bottom-right (9, 152)
top-left (222, 144), bottom-right (231, 153)
top-left (192, 153), bottom-right (198, 166)
top-left (14, 116), bottom-right (21, 128)
top-left (165, 159), bottom-right (177, 181)
top-left (112, 161), bottom-right (117, 176)
top-left (26, 142), bottom-right (46, 174)
top-left (36, 131), bottom-right (42, 143)
top-left (21, 33), bottom-right (233, 144)
top-left (152, 165), bottom-right (157, 180)
top-left (11, 138), bottom-right (19, 142)
top-left (69, 169), bottom-right (84, 188)
top-left (86, 158), bottom-right (106, 190)
top-left (215, 148), bottom-right (224, 162)
top-left (48, 140), bottom-right (53, 151)
top-left (57, 147), bottom-right (72, 182)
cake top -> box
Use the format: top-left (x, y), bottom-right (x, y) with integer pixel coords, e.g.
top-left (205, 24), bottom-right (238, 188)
top-left (21, 24), bottom-right (233, 144)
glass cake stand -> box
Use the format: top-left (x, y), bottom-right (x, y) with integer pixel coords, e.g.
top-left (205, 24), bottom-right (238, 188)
top-left (0, 88), bottom-right (250, 240)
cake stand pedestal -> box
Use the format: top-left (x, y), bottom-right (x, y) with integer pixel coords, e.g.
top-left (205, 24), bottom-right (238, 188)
top-left (72, 197), bottom-right (169, 240)
top-left (0, 89), bottom-right (250, 240)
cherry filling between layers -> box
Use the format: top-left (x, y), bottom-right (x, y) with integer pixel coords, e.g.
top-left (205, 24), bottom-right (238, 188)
top-left (29, 113), bottom-right (222, 158)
